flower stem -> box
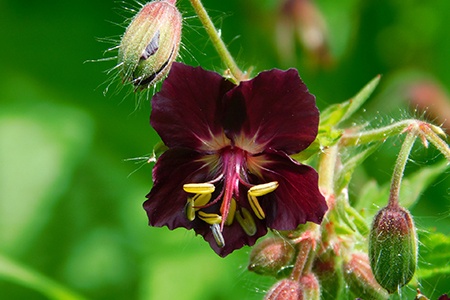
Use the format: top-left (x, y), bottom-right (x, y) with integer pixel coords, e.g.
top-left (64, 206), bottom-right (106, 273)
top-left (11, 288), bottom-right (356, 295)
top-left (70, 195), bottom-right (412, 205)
top-left (388, 130), bottom-right (417, 207)
top-left (290, 233), bottom-right (315, 281)
top-left (318, 145), bottom-right (338, 201)
top-left (340, 119), bottom-right (417, 147)
top-left (188, 0), bottom-right (245, 83)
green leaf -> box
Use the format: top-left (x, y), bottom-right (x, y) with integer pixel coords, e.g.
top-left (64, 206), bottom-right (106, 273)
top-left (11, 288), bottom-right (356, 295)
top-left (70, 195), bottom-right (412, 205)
top-left (291, 127), bottom-right (342, 162)
top-left (416, 230), bottom-right (450, 279)
top-left (399, 160), bottom-right (449, 208)
top-left (339, 75), bottom-right (381, 124)
top-left (320, 75), bottom-right (380, 128)
top-left (355, 160), bottom-right (448, 216)
top-left (304, 76), bottom-right (381, 162)
top-left (335, 143), bottom-right (381, 194)
top-left (320, 102), bottom-right (351, 128)
top-left (354, 179), bottom-right (384, 212)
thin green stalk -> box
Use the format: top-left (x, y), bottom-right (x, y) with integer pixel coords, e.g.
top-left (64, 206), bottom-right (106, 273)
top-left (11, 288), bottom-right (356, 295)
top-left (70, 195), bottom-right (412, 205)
top-left (290, 235), bottom-right (314, 281)
top-left (340, 119), bottom-right (416, 147)
top-left (388, 130), bottom-right (417, 207)
top-left (188, 0), bottom-right (245, 83)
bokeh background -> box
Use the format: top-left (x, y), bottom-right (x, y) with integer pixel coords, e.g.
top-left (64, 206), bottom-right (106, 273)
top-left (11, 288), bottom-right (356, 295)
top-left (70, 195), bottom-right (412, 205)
top-left (0, 0), bottom-right (449, 299)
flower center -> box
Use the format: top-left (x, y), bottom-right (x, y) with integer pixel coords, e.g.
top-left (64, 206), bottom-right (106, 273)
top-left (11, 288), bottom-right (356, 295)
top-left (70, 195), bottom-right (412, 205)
top-left (182, 146), bottom-right (278, 248)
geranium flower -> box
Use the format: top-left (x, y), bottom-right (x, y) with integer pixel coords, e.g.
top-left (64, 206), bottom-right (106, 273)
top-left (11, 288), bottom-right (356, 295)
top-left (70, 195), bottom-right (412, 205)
top-left (144, 62), bottom-right (327, 256)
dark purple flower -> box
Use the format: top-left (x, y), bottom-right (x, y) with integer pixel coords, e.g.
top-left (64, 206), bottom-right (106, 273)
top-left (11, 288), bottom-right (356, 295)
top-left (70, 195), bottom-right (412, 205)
top-left (144, 62), bottom-right (327, 256)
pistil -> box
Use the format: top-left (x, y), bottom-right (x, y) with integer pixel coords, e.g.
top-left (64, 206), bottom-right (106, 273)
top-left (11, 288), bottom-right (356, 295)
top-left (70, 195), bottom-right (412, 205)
top-left (182, 147), bottom-right (279, 248)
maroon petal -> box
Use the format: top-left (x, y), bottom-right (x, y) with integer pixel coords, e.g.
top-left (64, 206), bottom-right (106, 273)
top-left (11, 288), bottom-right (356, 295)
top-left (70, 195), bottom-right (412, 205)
top-left (150, 63), bottom-right (235, 150)
top-left (223, 68), bottom-right (319, 154)
top-left (253, 150), bottom-right (327, 229)
top-left (144, 147), bottom-right (268, 256)
top-left (144, 148), bottom-right (215, 229)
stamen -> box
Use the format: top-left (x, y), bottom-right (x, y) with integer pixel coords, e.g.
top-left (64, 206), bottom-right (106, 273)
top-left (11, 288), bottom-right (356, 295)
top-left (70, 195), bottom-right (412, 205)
top-left (210, 223), bottom-right (225, 248)
top-left (183, 183), bottom-right (215, 194)
top-left (225, 198), bottom-right (237, 226)
top-left (248, 181), bottom-right (279, 197)
top-left (185, 198), bottom-right (195, 221)
top-left (192, 193), bottom-right (212, 209)
top-left (248, 193), bottom-right (265, 219)
top-left (235, 208), bottom-right (257, 236)
top-left (198, 211), bottom-right (222, 225)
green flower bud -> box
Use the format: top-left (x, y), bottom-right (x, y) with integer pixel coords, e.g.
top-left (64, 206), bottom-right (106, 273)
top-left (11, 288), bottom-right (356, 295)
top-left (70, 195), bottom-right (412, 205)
top-left (248, 237), bottom-right (296, 277)
top-left (118, 0), bottom-right (182, 88)
top-left (264, 279), bottom-right (303, 300)
top-left (369, 205), bottom-right (418, 293)
top-left (343, 252), bottom-right (389, 300)
top-left (299, 273), bottom-right (321, 300)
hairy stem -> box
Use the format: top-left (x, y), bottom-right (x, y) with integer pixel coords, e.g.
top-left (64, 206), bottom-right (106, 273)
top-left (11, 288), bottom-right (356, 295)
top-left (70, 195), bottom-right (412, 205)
top-left (188, 0), bottom-right (245, 83)
top-left (340, 119), bottom-right (418, 147)
top-left (290, 234), bottom-right (315, 281)
top-left (388, 130), bottom-right (417, 207)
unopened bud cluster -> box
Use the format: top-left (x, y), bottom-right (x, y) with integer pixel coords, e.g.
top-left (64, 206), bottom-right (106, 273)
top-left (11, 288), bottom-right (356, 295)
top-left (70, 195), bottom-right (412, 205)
top-left (250, 231), bottom-right (321, 300)
top-left (118, 0), bottom-right (182, 88)
top-left (249, 202), bottom-right (420, 298)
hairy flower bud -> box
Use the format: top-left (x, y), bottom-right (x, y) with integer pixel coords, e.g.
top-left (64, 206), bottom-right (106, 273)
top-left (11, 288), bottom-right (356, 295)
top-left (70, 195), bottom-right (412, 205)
top-left (299, 273), bottom-right (321, 300)
top-left (369, 205), bottom-right (417, 293)
top-left (343, 252), bottom-right (389, 300)
top-left (118, 0), bottom-right (182, 88)
top-left (248, 237), bottom-right (296, 277)
top-left (264, 279), bottom-right (303, 300)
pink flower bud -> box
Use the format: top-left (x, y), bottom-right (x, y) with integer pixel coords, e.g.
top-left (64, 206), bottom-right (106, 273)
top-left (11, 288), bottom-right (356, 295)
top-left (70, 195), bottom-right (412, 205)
top-left (343, 252), bottom-right (389, 299)
top-left (264, 279), bottom-right (303, 300)
top-left (118, 1), bottom-right (182, 88)
top-left (299, 273), bottom-right (321, 300)
top-left (248, 237), bottom-right (296, 277)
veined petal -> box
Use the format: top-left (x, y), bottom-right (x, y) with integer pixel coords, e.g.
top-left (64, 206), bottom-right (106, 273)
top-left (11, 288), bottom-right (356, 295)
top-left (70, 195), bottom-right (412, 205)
top-left (144, 148), bottom-right (219, 229)
top-left (248, 150), bottom-right (327, 229)
top-left (144, 147), bottom-right (267, 257)
top-left (222, 68), bottom-right (319, 154)
top-left (150, 63), bottom-right (235, 151)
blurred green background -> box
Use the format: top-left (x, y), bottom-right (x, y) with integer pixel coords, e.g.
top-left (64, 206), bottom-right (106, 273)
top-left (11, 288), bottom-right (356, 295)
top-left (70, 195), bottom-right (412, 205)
top-left (0, 0), bottom-right (449, 299)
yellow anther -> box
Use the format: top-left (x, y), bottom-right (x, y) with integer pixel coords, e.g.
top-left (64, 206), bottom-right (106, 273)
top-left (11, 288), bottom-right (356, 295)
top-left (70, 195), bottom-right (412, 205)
top-left (235, 207), bottom-right (257, 236)
top-left (248, 181), bottom-right (279, 197)
top-left (248, 194), bottom-right (265, 219)
top-left (198, 211), bottom-right (222, 225)
top-left (225, 198), bottom-right (237, 226)
top-left (183, 183), bottom-right (215, 194)
top-left (210, 224), bottom-right (225, 248)
top-left (192, 193), bottom-right (211, 208)
top-left (185, 198), bottom-right (195, 221)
